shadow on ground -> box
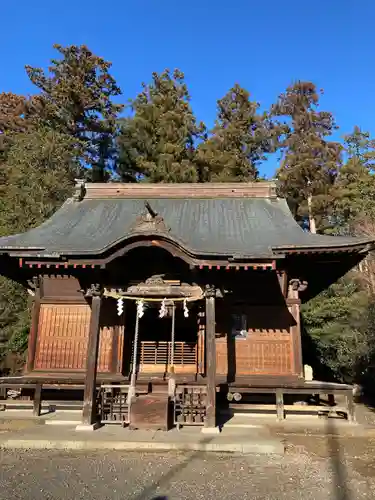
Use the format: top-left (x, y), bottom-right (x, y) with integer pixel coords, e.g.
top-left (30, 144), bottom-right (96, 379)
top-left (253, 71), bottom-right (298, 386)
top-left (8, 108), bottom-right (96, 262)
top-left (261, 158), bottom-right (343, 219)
top-left (135, 417), bottom-right (355, 500)
top-left (134, 436), bottom-right (214, 500)
top-left (326, 417), bottom-right (351, 500)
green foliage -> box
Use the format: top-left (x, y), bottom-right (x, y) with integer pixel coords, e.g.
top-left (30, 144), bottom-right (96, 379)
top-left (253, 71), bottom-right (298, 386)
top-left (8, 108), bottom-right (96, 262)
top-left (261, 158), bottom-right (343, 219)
top-left (302, 278), bottom-right (371, 383)
top-left (26, 44), bottom-right (123, 181)
top-left (0, 278), bottom-right (29, 354)
top-left (197, 84), bottom-right (280, 182)
top-left (0, 127), bottom-right (79, 361)
top-left (272, 81), bottom-right (342, 230)
top-left (1, 127), bottom-right (81, 233)
top-left (344, 126), bottom-right (375, 171)
top-left (117, 69), bottom-right (205, 183)
top-left (0, 93), bottom-right (30, 159)
top-left (332, 160), bottom-right (375, 230)
top-left (331, 127), bottom-right (375, 231)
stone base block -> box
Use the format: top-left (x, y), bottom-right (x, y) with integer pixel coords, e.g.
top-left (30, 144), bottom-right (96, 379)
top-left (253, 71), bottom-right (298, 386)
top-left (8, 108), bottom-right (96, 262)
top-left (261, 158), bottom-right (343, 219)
top-left (75, 422), bottom-right (100, 431)
top-left (201, 426), bottom-right (221, 435)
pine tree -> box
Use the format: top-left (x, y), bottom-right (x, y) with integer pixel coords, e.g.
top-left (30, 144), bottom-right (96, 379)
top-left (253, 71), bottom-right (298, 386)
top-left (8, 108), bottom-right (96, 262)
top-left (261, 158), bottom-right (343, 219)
top-left (197, 84), bottom-right (278, 182)
top-left (26, 44), bottom-right (123, 181)
top-left (272, 81), bottom-right (342, 232)
top-left (116, 69), bottom-right (205, 183)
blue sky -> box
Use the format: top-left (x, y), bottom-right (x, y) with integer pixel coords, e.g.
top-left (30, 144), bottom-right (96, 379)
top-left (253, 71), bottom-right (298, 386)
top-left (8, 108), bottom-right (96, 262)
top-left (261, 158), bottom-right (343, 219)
top-left (2, 1), bottom-right (375, 177)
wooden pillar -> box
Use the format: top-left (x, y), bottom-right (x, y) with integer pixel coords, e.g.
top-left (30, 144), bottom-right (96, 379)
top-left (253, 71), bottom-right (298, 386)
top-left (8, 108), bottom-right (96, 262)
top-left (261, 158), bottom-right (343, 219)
top-left (276, 389), bottom-right (284, 421)
top-left (197, 306), bottom-right (205, 376)
top-left (110, 325), bottom-right (120, 374)
top-left (80, 287), bottom-right (102, 428)
top-left (287, 280), bottom-right (305, 378)
top-left (277, 270), bottom-right (288, 298)
top-left (204, 285), bottom-right (217, 430)
top-left (26, 277), bottom-right (42, 373)
top-left (290, 301), bottom-right (303, 377)
top-left (33, 384), bottom-right (42, 417)
top-left (346, 390), bottom-right (356, 423)
top-left (168, 304), bottom-right (176, 397)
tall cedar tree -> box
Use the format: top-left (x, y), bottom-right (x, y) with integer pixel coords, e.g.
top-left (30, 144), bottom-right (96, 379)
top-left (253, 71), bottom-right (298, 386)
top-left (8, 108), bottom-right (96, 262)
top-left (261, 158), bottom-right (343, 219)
top-left (345, 126), bottom-right (375, 171)
top-left (26, 44), bottom-right (123, 181)
top-left (332, 127), bottom-right (375, 230)
top-left (117, 69), bottom-right (205, 182)
top-left (0, 93), bottom-right (35, 159)
top-left (197, 84), bottom-right (278, 181)
top-left (301, 127), bottom-right (375, 387)
top-left (0, 127), bottom-right (80, 360)
top-left (272, 81), bottom-right (341, 232)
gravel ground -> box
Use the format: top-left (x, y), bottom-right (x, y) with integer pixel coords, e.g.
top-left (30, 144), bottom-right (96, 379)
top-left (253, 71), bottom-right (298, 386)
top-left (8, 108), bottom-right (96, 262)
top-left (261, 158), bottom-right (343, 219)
top-left (0, 447), bottom-right (374, 500)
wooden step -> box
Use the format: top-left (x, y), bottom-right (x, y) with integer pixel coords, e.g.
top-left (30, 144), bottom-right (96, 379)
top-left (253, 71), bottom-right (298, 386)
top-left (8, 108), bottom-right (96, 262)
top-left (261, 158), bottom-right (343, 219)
top-left (129, 394), bottom-right (172, 431)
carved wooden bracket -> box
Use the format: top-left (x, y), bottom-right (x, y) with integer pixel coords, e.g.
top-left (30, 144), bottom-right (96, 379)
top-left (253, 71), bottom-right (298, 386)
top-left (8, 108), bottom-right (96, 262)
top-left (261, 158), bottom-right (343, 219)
top-left (85, 283), bottom-right (103, 297)
top-left (130, 201), bottom-right (170, 233)
top-left (31, 276), bottom-right (40, 289)
top-left (289, 279), bottom-right (308, 292)
top-left (204, 284), bottom-right (216, 298)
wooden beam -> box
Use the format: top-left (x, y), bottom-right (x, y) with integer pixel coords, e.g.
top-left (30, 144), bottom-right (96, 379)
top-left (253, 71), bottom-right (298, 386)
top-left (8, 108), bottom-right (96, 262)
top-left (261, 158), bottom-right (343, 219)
top-left (24, 260), bottom-right (102, 269)
top-left (81, 291), bottom-right (102, 426)
top-left (205, 286), bottom-right (217, 429)
top-left (197, 263), bottom-right (276, 270)
top-left (81, 181), bottom-right (277, 200)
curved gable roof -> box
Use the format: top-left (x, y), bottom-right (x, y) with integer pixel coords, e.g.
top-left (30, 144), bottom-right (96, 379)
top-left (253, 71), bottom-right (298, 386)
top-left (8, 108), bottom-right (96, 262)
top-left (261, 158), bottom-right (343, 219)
top-left (0, 182), bottom-right (372, 259)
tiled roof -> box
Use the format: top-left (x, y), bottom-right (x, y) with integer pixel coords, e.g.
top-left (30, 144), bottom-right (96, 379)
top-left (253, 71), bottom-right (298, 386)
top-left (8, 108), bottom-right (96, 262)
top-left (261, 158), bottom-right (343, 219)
top-left (0, 193), bottom-right (371, 258)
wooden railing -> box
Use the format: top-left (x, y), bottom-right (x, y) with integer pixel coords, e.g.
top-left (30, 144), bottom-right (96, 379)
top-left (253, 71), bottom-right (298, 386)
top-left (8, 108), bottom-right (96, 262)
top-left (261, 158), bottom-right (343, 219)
top-left (132, 341), bottom-right (197, 371)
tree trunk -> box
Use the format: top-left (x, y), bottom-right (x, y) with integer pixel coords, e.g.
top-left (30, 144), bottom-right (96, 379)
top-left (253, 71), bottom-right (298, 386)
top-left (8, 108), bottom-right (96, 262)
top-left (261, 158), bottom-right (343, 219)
top-left (307, 194), bottom-right (317, 234)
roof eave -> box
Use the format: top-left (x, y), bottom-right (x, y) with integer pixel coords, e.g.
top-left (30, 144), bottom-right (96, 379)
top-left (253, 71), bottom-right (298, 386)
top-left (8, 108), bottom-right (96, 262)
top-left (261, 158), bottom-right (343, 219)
top-left (272, 241), bottom-right (374, 255)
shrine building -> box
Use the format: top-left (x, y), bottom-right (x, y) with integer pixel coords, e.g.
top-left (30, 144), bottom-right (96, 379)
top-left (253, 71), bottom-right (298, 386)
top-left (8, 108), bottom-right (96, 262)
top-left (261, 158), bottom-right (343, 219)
top-left (0, 181), bottom-right (372, 430)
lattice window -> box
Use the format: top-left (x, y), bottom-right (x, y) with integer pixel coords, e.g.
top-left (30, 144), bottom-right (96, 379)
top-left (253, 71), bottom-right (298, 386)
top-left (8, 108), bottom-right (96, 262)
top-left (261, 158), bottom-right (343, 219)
top-left (133, 341), bottom-right (197, 367)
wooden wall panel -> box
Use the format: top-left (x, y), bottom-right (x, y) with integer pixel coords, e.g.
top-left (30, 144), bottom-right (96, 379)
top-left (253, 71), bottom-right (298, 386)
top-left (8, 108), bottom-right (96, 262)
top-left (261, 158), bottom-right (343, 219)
top-left (33, 301), bottom-right (124, 373)
top-left (42, 276), bottom-right (82, 299)
top-left (215, 305), bottom-right (295, 377)
top-left (34, 304), bottom-right (90, 370)
top-left (99, 299), bottom-right (124, 373)
top-left (216, 334), bottom-right (292, 376)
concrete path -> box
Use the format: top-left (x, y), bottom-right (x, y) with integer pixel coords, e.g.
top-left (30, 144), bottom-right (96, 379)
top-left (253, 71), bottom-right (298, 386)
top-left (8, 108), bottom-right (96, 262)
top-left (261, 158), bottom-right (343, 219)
top-left (0, 419), bottom-right (284, 455)
top-left (1, 399), bottom-right (375, 456)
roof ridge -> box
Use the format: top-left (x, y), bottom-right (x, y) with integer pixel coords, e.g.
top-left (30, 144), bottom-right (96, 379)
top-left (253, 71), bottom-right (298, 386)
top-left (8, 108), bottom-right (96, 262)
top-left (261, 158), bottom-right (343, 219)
top-left (74, 180), bottom-right (278, 200)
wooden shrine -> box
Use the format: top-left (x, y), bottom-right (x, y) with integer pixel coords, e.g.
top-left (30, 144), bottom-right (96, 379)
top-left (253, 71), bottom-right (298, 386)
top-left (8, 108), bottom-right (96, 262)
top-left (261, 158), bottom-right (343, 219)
top-left (0, 181), bottom-right (373, 430)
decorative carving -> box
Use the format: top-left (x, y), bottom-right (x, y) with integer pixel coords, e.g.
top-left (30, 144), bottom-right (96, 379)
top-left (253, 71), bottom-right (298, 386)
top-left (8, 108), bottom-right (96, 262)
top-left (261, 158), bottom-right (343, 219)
top-left (145, 274), bottom-right (165, 285)
top-left (289, 279), bottom-right (308, 293)
top-left (105, 277), bottom-right (203, 299)
top-left (28, 276), bottom-right (40, 289)
top-left (204, 284), bottom-right (216, 298)
top-left (130, 201), bottom-right (170, 233)
top-left (85, 283), bottom-right (103, 297)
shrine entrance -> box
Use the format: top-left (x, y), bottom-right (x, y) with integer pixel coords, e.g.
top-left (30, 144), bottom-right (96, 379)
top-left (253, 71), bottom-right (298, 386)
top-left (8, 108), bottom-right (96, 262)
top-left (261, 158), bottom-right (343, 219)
top-left (103, 275), bottom-right (204, 382)
top-left (127, 301), bottom-right (200, 375)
